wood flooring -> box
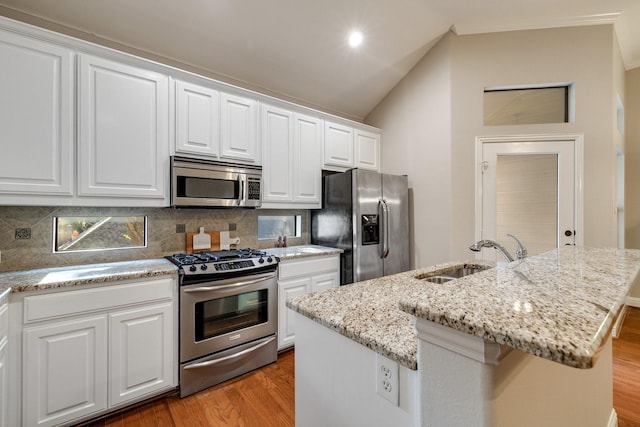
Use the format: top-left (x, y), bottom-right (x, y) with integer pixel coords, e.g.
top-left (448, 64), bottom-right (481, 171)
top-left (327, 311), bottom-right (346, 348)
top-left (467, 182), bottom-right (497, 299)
top-left (614, 306), bottom-right (640, 427)
top-left (78, 349), bottom-right (295, 427)
top-left (79, 308), bottom-right (640, 427)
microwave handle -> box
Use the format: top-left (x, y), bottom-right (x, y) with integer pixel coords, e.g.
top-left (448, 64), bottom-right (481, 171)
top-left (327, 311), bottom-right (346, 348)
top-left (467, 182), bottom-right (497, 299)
top-left (237, 174), bottom-right (244, 206)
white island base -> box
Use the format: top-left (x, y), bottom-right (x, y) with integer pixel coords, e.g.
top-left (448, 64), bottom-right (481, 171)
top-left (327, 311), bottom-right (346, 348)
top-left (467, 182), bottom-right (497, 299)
top-left (295, 315), bottom-right (420, 427)
top-left (295, 314), bottom-right (616, 427)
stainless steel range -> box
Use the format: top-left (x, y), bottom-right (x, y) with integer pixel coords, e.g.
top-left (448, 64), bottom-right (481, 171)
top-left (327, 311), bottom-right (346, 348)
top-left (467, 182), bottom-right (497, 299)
top-left (166, 248), bottom-right (280, 397)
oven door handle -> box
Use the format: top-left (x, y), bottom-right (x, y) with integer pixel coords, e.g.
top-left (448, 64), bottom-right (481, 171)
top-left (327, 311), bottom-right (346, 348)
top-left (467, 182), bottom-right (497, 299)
top-left (182, 273), bottom-right (275, 293)
top-left (183, 336), bottom-right (276, 370)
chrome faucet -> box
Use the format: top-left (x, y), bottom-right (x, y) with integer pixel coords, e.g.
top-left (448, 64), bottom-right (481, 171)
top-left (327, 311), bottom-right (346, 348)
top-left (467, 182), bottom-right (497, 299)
top-left (469, 234), bottom-right (527, 262)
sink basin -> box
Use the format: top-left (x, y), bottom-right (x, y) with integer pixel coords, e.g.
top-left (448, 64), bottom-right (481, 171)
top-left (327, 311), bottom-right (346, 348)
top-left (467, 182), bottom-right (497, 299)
top-left (423, 276), bottom-right (454, 284)
top-left (416, 265), bottom-right (490, 283)
top-left (443, 266), bottom-right (489, 278)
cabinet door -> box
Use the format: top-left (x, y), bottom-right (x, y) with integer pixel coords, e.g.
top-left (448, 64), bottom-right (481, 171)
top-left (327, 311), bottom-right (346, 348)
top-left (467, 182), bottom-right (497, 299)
top-left (78, 54), bottom-right (169, 200)
top-left (278, 278), bottom-right (310, 350)
top-left (0, 30), bottom-right (74, 197)
top-left (262, 104), bottom-right (294, 203)
top-left (293, 114), bottom-right (322, 206)
top-left (0, 302), bottom-right (7, 427)
top-left (220, 92), bottom-right (258, 163)
top-left (355, 129), bottom-right (380, 171)
top-left (323, 121), bottom-right (354, 169)
top-left (311, 271), bottom-right (340, 293)
top-left (0, 340), bottom-right (6, 427)
top-left (24, 316), bottom-right (108, 427)
top-left (109, 302), bottom-right (174, 406)
top-left (175, 80), bottom-right (220, 158)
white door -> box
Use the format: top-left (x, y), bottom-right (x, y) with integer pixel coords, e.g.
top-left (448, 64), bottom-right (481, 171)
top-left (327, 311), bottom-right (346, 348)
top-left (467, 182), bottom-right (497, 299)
top-left (323, 121), bottom-right (354, 169)
top-left (0, 30), bottom-right (74, 197)
top-left (220, 92), bottom-right (258, 163)
top-left (109, 302), bottom-right (174, 406)
top-left (175, 80), bottom-right (220, 158)
top-left (354, 129), bottom-right (380, 171)
top-left (293, 113), bottom-right (322, 205)
top-left (23, 316), bottom-right (108, 427)
top-left (261, 104), bottom-right (294, 202)
top-left (477, 138), bottom-right (580, 261)
top-left (278, 278), bottom-right (309, 350)
top-left (78, 54), bottom-right (169, 199)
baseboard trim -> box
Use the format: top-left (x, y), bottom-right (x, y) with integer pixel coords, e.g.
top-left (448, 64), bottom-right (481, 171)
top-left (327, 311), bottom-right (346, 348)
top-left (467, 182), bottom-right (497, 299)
top-left (608, 408), bottom-right (618, 427)
top-left (626, 296), bottom-right (640, 308)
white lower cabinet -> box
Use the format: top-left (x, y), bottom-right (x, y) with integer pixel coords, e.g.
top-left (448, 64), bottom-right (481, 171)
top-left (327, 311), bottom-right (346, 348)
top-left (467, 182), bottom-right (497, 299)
top-left (21, 277), bottom-right (177, 427)
top-left (277, 255), bottom-right (339, 350)
top-left (0, 295), bottom-right (9, 427)
top-left (109, 302), bottom-right (174, 406)
top-left (24, 317), bottom-right (108, 427)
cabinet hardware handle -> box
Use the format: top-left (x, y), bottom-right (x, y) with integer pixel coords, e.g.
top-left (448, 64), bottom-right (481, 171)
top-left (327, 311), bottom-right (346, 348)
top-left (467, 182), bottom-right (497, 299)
top-left (183, 336), bottom-right (276, 370)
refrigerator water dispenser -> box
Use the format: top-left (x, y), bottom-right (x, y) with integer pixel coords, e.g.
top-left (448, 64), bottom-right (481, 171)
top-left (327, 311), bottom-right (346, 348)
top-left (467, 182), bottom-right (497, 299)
top-left (361, 214), bottom-right (379, 245)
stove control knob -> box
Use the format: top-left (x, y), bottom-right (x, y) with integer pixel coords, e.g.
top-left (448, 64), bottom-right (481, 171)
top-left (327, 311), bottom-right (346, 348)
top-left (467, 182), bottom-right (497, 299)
top-left (200, 264), bottom-right (208, 271)
top-left (189, 265), bottom-right (197, 272)
top-left (267, 256), bottom-right (273, 263)
top-left (258, 257), bottom-right (265, 264)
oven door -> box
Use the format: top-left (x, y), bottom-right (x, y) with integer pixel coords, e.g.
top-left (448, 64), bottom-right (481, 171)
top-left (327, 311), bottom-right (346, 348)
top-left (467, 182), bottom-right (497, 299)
top-left (180, 271), bottom-right (277, 363)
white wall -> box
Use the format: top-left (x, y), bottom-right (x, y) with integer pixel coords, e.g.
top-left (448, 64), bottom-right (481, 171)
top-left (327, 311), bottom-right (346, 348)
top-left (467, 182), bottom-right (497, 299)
top-left (368, 25), bottom-right (621, 268)
top-left (625, 68), bottom-right (640, 299)
top-left (367, 34), bottom-right (454, 268)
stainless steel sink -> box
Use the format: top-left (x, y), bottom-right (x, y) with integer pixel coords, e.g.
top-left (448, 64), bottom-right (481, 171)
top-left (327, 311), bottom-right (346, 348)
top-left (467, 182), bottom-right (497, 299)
top-left (417, 265), bottom-right (490, 284)
top-left (423, 275), bottom-right (455, 284)
top-left (443, 266), bottom-right (489, 278)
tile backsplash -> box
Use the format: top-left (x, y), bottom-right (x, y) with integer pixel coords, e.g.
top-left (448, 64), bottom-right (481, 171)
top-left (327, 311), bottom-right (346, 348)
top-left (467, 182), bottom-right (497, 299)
top-left (0, 206), bottom-right (309, 272)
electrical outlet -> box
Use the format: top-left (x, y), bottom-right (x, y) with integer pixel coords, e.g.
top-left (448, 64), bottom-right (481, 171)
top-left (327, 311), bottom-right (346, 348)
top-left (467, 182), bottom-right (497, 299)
top-left (15, 228), bottom-right (31, 239)
top-left (376, 354), bottom-right (399, 406)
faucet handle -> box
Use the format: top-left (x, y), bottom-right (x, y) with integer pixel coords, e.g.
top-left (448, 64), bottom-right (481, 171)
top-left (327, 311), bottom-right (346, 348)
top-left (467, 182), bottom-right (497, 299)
top-left (506, 234), bottom-right (527, 260)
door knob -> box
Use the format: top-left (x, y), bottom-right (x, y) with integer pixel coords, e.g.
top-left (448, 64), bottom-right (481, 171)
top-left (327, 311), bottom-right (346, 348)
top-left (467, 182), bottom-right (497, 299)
top-left (564, 230), bottom-right (573, 237)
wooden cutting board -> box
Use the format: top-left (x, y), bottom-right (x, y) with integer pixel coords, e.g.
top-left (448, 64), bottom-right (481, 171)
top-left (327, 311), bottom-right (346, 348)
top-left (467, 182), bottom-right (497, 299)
top-left (186, 231), bottom-right (220, 253)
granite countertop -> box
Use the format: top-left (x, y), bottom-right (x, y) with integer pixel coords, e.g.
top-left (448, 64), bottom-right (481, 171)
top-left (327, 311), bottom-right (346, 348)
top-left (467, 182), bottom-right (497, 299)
top-left (287, 260), bottom-right (491, 370)
top-left (287, 247), bottom-right (640, 370)
top-left (264, 244), bottom-right (343, 261)
top-left (0, 258), bottom-right (178, 294)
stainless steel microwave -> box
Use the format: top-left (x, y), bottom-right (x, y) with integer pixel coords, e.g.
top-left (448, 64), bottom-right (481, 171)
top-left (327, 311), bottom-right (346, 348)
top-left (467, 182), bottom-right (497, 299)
top-left (170, 156), bottom-right (262, 208)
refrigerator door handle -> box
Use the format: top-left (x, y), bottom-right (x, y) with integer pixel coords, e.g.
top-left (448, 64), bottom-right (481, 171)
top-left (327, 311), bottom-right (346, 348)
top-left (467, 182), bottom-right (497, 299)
top-left (380, 199), bottom-right (390, 259)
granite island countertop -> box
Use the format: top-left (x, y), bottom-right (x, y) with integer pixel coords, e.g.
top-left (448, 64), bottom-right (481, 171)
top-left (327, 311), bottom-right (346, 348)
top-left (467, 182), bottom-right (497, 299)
top-left (287, 247), bottom-right (640, 371)
top-left (0, 258), bottom-right (178, 294)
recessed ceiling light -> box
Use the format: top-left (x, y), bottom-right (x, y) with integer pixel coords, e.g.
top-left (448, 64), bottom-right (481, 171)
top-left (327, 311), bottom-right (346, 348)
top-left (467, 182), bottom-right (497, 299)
top-left (348, 30), bottom-right (363, 48)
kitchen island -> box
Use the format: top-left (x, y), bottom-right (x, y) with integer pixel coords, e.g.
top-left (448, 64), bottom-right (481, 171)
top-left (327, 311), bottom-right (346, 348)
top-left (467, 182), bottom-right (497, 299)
top-left (287, 247), bottom-right (640, 427)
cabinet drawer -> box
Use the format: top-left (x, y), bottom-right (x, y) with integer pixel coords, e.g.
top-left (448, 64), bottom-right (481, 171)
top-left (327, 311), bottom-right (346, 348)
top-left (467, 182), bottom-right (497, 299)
top-left (278, 255), bottom-right (339, 280)
top-left (24, 277), bottom-right (175, 323)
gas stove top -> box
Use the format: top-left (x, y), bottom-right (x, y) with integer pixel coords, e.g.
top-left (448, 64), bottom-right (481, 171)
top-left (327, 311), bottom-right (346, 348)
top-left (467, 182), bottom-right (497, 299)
top-left (166, 248), bottom-right (279, 283)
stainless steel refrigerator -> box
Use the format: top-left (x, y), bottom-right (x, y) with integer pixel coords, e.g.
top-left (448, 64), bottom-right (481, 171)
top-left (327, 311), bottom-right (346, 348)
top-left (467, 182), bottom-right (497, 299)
top-left (311, 169), bottom-right (409, 285)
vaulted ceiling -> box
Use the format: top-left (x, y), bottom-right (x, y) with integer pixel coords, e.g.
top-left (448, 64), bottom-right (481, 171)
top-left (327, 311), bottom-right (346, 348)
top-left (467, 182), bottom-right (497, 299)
top-left (0, 0), bottom-right (637, 121)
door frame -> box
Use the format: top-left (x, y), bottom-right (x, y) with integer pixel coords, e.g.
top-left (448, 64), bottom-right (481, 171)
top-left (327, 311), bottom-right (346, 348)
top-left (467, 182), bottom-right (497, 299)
top-left (474, 133), bottom-right (584, 249)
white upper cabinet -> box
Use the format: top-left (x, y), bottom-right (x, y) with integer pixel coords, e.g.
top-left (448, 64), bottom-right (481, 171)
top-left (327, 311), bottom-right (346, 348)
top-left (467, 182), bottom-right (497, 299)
top-left (323, 120), bottom-right (380, 172)
top-left (220, 92), bottom-right (259, 163)
top-left (78, 54), bottom-right (169, 201)
top-left (0, 17), bottom-right (383, 207)
top-left (261, 104), bottom-right (294, 202)
top-left (0, 29), bottom-right (74, 197)
top-left (293, 113), bottom-right (322, 204)
top-left (323, 121), bottom-right (354, 170)
top-left (261, 104), bottom-right (321, 208)
top-left (174, 80), bottom-right (220, 158)
top-left (355, 129), bottom-right (380, 171)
